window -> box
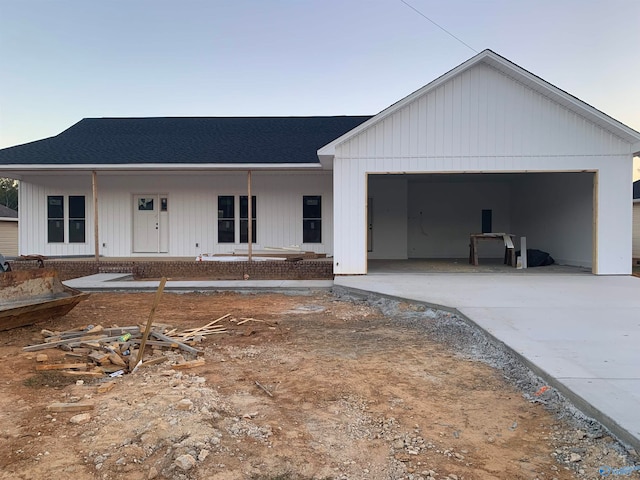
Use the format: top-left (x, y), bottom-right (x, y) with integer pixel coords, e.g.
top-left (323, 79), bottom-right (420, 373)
top-left (240, 195), bottom-right (256, 244)
top-left (218, 196), bottom-right (235, 243)
top-left (303, 195), bottom-right (321, 243)
top-left (218, 195), bottom-right (257, 243)
top-left (47, 195), bottom-right (86, 243)
top-left (138, 198), bottom-right (154, 211)
top-left (69, 196), bottom-right (86, 243)
top-left (47, 196), bottom-right (64, 243)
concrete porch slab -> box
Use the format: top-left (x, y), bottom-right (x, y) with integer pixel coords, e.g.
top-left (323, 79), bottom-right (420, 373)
top-left (64, 274), bottom-right (333, 292)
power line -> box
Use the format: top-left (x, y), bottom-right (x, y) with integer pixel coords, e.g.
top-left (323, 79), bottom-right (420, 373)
top-left (399, 0), bottom-right (478, 54)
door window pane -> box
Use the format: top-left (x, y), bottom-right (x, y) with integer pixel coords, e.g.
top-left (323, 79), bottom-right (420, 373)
top-left (138, 198), bottom-right (154, 211)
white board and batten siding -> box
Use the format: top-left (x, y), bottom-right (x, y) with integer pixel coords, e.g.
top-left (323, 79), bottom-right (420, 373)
top-left (19, 175), bottom-right (95, 257)
top-left (331, 61), bottom-right (635, 275)
top-left (19, 171), bottom-right (333, 258)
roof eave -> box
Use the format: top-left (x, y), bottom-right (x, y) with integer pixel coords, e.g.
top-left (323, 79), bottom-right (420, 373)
top-left (0, 162), bottom-right (324, 174)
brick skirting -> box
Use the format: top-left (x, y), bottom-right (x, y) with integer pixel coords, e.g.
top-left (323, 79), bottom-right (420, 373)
top-left (9, 259), bottom-right (333, 280)
top-left (8, 259), bottom-right (334, 281)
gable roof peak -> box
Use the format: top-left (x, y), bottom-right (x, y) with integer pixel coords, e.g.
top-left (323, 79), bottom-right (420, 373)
top-left (318, 49), bottom-right (640, 161)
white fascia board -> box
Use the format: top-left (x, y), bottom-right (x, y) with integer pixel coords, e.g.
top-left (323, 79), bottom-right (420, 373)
top-left (0, 217), bottom-right (18, 222)
top-left (0, 163), bottom-right (323, 173)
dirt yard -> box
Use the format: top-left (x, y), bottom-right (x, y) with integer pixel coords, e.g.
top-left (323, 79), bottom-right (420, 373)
top-left (0, 290), bottom-right (637, 480)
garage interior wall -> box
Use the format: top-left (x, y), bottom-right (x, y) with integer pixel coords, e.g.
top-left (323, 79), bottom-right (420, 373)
top-left (510, 172), bottom-right (594, 268)
top-left (407, 178), bottom-right (511, 259)
top-left (367, 175), bottom-right (408, 259)
top-left (366, 172), bottom-right (594, 267)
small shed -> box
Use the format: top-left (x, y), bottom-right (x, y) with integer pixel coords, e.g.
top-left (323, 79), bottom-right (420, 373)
top-left (0, 204), bottom-right (18, 257)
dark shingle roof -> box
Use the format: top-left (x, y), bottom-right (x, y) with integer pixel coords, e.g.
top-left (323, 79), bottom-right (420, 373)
top-left (0, 116), bottom-right (372, 166)
top-left (0, 204), bottom-right (17, 218)
top-left (634, 180), bottom-right (640, 200)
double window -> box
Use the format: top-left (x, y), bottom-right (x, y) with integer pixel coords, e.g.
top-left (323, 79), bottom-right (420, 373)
top-left (218, 195), bottom-right (256, 243)
top-left (47, 195), bottom-right (86, 243)
top-left (303, 195), bottom-right (321, 243)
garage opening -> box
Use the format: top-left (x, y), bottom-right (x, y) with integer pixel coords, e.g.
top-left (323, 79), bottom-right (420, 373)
top-left (366, 172), bottom-right (595, 274)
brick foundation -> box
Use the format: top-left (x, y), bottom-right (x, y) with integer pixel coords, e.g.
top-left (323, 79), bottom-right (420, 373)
top-left (8, 259), bottom-right (334, 281)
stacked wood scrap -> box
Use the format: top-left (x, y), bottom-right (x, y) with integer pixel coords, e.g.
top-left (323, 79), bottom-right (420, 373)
top-left (232, 246), bottom-right (327, 260)
top-left (23, 314), bottom-right (276, 377)
top-left (24, 323), bottom-right (202, 377)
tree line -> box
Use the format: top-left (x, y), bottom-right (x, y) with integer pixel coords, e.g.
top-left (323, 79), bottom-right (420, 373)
top-left (0, 178), bottom-right (18, 211)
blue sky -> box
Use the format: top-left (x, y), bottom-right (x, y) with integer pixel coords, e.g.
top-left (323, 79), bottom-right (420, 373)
top-left (1, 0), bottom-right (639, 175)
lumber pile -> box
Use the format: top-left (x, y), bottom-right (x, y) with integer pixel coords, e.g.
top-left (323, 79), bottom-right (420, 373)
top-left (25, 323), bottom-right (198, 377)
top-left (24, 313), bottom-right (276, 378)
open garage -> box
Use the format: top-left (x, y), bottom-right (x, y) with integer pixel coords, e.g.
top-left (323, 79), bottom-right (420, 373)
top-left (320, 50), bottom-right (640, 275)
top-left (367, 172), bottom-right (594, 269)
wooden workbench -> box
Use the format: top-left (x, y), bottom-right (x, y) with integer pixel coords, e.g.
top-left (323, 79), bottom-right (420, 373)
top-left (469, 233), bottom-right (516, 267)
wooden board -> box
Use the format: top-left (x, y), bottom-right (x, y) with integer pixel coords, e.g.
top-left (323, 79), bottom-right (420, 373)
top-left (36, 363), bottom-right (87, 371)
top-left (171, 359), bottom-right (205, 370)
top-left (46, 402), bottom-right (95, 412)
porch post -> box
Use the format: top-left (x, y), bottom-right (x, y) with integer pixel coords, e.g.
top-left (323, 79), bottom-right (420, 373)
top-left (247, 170), bottom-right (252, 262)
top-left (92, 170), bottom-right (99, 262)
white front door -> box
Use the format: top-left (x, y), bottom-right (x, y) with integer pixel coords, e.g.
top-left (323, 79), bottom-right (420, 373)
top-left (133, 195), bottom-right (168, 253)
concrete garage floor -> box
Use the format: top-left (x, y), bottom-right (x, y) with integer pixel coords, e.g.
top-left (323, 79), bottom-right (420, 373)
top-left (368, 258), bottom-right (591, 274)
top-left (334, 272), bottom-right (640, 451)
